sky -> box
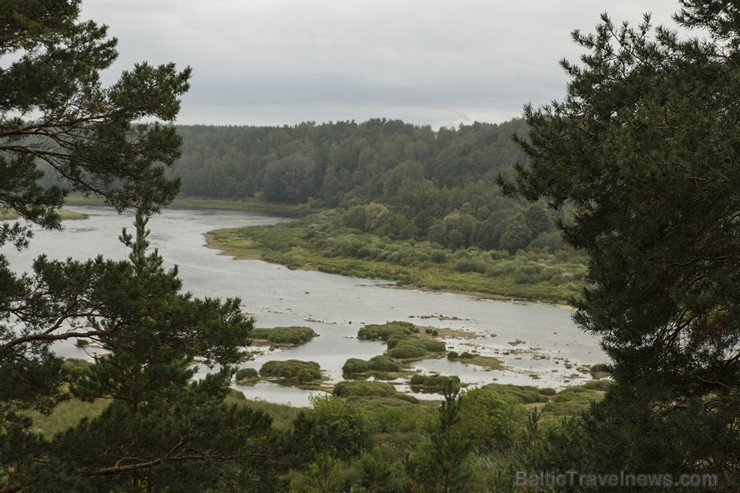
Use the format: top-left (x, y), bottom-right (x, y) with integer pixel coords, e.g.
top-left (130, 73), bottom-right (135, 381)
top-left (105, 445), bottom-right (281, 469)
top-left (81, 0), bottom-right (682, 128)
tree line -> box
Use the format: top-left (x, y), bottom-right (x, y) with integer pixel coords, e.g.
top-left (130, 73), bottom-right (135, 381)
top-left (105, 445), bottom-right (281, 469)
top-left (167, 119), bottom-right (564, 253)
top-left (2, 0), bottom-right (736, 490)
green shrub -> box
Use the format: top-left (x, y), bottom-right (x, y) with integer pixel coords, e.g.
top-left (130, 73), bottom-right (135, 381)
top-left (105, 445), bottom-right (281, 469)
top-left (447, 351), bottom-right (459, 360)
top-left (63, 358), bottom-right (93, 376)
top-left (589, 363), bottom-right (612, 379)
top-left (333, 381), bottom-right (396, 398)
top-left (234, 367), bottom-right (259, 383)
top-left (260, 360), bottom-right (322, 382)
top-left (343, 358), bottom-right (371, 374)
top-left (454, 259), bottom-right (488, 274)
top-left (357, 321), bottom-right (415, 341)
top-left (430, 251), bottom-right (448, 263)
top-left (227, 388), bottom-right (246, 400)
top-left (387, 337), bottom-right (446, 359)
top-left (409, 374), bottom-right (460, 393)
top-left (367, 355), bottom-right (401, 372)
top-left (480, 384), bottom-right (546, 404)
top-left (387, 340), bottom-right (427, 359)
top-left (459, 351), bottom-right (474, 359)
top-left (420, 339), bottom-right (446, 353)
top-left (539, 387), bottom-right (557, 396)
top-left (581, 379), bottom-right (612, 391)
top-left (250, 326), bottom-right (317, 345)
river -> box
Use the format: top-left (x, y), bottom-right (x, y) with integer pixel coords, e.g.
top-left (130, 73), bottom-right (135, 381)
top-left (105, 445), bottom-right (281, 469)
top-left (2, 205), bottom-right (606, 406)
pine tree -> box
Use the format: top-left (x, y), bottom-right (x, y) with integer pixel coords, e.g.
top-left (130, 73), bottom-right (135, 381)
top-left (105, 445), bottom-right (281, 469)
top-left (0, 2), bottom-right (294, 490)
top-left (0, 0), bottom-right (190, 249)
top-left (501, 0), bottom-right (738, 486)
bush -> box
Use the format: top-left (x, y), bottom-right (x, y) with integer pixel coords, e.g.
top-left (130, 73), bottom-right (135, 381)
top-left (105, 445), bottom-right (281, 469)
top-left (409, 374), bottom-right (460, 393)
top-left (234, 367), bottom-right (259, 383)
top-left (589, 363), bottom-right (612, 379)
top-left (387, 337), bottom-right (446, 360)
top-left (367, 355), bottom-right (401, 372)
top-left (357, 321), bottom-right (415, 341)
top-left (420, 339), bottom-right (446, 353)
top-left (260, 360), bottom-right (322, 382)
top-left (581, 379), bottom-right (612, 391)
top-left (63, 358), bottom-right (93, 376)
top-left (454, 259), bottom-right (488, 274)
top-left (430, 250), bottom-right (448, 263)
top-left (250, 326), bottom-right (317, 346)
top-left (387, 340), bottom-right (427, 359)
top-left (481, 383), bottom-right (546, 404)
top-left (333, 381), bottom-right (396, 398)
top-left (447, 351), bottom-right (459, 360)
top-left (343, 358), bottom-right (371, 375)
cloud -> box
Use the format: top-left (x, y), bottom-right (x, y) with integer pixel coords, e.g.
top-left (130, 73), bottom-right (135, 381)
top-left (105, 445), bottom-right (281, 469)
top-left (82, 0), bottom-right (680, 127)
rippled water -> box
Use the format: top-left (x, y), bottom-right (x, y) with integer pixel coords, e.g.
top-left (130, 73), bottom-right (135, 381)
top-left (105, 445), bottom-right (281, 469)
top-left (3, 206), bottom-right (606, 406)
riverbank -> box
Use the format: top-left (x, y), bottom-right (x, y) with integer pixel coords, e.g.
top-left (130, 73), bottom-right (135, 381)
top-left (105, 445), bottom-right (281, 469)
top-left (206, 210), bottom-right (586, 305)
top-left (64, 194), bottom-right (310, 217)
top-left (0, 207), bottom-right (89, 221)
top-left (59, 196), bottom-right (584, 304)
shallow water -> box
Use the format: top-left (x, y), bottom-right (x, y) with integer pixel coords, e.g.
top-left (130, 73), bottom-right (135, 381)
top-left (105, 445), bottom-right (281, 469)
top-left (3, 206), bottom-right (606, 406)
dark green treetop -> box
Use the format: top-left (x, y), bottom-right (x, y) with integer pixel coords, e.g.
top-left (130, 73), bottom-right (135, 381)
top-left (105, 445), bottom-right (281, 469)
top-left (0, 0), bottom-right (190, 248)
top-left (0, 2), bottom-right (298, 490)
top-left (501, 0), bottom-right (738, 483)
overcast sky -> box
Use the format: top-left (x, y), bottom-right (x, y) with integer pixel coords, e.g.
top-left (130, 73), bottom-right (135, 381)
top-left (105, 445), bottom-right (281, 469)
top-left (82, 0), bottom-right (681, 128)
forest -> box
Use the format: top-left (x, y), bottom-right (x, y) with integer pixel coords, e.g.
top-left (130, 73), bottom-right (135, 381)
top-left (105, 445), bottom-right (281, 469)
top-left (169, 118), bottom-right (561, 255)
top-left (1, 0), bottom-right (737, 491)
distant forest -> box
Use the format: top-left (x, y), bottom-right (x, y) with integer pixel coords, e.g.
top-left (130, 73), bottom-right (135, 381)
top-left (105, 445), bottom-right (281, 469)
top-left (166, 119), bottom-right (564, 254)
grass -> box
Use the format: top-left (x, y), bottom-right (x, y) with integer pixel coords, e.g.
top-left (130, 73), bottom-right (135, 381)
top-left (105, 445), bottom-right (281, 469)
top-left (333, 380), bottom-right (397, 398)
top-left (447, 353), bottom-right (505, 371)
top-left (356, 321), bottom-right (446, 362)
top-left (206, 211), bottom-right (587, 304)
top-left (0, 207), bottom-right (88, 221)
top-left (409, 374), bottom-right (461, 393)
top-left (259, 359), bottom-right (325, 385)
top-left (27, 398), bottom-right (110, 439)
top-left (476, 381), bottom-right (611, 422)
top-left (250, 326), bottom-right (317, 346)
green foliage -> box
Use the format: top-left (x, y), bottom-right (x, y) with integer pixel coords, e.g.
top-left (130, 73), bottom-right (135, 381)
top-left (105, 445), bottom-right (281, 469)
top-left (300, 395), bottom-right (372, 461)
top-left (250, 326), bottom-right (317, 346)
top-left (263, 154), bottom-right (319, 203)
top-left (342, 354), bottom-right (402, 377)
top-left (503, 2), bottom-right (739, 483)
top-left (367, 355), bottom-right (401, 372)
top-left (235, 367), bottom-right (259, 383)
top-left (0, 0), bottom-right (190, 249)
top-left (1, 215), bottom-right (284, 491)
top-left (260, 360), bottom-right (323, 383)
top-left (333, 381), bottom-right (396, 398)
top-left (387, 338), bottom-right (446, 360)
top-left (208, 214), bottom-right (587, 303)
top-left (357, 321), bottom-right (416, 341)
top-left (479, 383), bottom-right (548, 404)
top-left (457, 387), bottom-right (527, 454)
top-left (342, 358), bottom-right (370, 375)
top-left (407, 384), bottom-right (472, 492)
top-left (409, 374), bottom-right (460, 393)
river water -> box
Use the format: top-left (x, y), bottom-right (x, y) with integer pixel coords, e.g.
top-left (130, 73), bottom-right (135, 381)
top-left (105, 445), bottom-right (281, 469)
top-left (3, 206), bottom-right (606, 406)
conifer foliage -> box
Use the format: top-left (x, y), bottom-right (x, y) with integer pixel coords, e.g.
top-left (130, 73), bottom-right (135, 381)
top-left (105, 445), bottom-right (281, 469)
top-left (0, 2), bottom-right (289, 491)
top-left (503, 0), bottom-right (738, 484)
